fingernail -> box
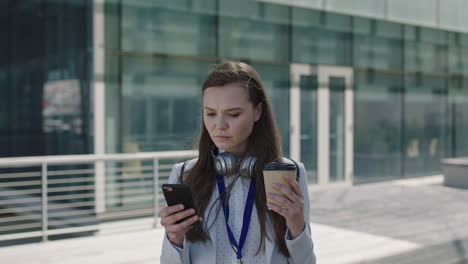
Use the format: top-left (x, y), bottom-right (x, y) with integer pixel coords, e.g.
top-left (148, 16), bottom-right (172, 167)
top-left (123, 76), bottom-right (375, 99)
top-left (179, 204), bottom-right (184, 209)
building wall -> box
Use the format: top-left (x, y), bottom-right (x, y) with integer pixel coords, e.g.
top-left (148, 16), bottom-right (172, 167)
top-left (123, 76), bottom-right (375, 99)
top-left (1, 0), bottom-right (467, 184)
top-left (103, 0), bottom-right (468, 184)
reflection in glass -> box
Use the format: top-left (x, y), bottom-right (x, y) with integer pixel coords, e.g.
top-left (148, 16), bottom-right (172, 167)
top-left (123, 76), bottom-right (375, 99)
top-left (121, 0), bottom-right (216, 57)
top-left (252, 63), bottom-right (291, 157)
top-left (300, 75), bottom-right (318, 183)
top-left (219, 0), bottom-right (290, 62)
top-left (354, 70), bottom-right (403, 183)
top-left (120, 56), bottom-right (211, 152)
top-left (450, 76), bottom-right (468, 157)
top-left (404, 73), bottom-right (448, 177)
top-left (292, 9), bottom-right (352, 66)
top-left (404, 26), bottom-right (448, 73)
top-left (329, 77), bottom-right (345, 182)
top-left (353, 18), bottom-right (403, 71)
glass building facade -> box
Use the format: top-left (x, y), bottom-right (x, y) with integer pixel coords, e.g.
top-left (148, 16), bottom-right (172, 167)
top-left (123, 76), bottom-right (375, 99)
top-left (1, 0), bottom-right (468, 185)
top-left (0, 0), bottom-right (93, 157)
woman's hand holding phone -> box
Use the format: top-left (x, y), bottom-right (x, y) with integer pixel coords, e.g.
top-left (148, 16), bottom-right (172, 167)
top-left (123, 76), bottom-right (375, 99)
top-left (159, 204), bottom-right (202, 247)
top-left (159, 184), bottom-right (202, 247)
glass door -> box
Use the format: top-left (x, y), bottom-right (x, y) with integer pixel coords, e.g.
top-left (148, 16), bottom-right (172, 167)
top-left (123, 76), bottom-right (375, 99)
top-left (290, 64), bottom-right (353, 185)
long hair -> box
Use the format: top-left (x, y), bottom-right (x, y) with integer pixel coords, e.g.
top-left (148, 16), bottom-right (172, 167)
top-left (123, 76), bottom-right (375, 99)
top-left (183, 61), bottom-right (290, 257)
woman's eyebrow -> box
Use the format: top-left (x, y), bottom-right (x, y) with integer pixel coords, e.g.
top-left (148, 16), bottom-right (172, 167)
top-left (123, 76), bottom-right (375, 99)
top-left (203, 107), bottom-right (243, 112)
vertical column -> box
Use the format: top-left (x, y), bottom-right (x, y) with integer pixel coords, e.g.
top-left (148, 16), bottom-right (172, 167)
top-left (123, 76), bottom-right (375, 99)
top-left (290, 64), bottom-right (308, 162)
top-left (317, 67), bottom-right (330, 185)
top-left (153, 157), bottom-right (160, 228)
top-left (344, 70), bottom-right (354, 184)
top-left (93, 0), bottom-right (106, 214)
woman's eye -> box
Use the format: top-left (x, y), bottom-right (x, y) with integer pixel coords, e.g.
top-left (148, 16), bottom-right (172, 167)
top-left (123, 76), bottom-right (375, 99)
top-left (229, 113), bottom-right (240, 117)
top-left (206, 113), bottom-right (215, 116)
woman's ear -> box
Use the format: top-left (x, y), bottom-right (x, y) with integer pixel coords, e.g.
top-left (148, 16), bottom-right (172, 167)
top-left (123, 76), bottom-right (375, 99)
top-left (255, 103), bottom-right (263, 122)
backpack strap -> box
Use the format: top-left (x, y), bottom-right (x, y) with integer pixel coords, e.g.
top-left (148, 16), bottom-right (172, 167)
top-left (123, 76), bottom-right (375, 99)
top-left (178, 160), bottom-right (190, 184)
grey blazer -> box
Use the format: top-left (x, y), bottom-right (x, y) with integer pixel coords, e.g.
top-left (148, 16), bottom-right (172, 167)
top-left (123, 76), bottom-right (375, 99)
top-left (160, 158), bottom-right (316, 264)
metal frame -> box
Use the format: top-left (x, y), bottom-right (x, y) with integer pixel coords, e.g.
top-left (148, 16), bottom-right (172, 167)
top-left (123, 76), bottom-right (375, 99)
top-left (0, 150), bottom-right (198, 243)
top-left (290, 64), bottom-right (354, 186)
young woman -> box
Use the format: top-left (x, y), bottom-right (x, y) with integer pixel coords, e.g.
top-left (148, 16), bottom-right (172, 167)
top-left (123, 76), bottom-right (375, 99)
top-left (159, 61), bottom-right (316, 264)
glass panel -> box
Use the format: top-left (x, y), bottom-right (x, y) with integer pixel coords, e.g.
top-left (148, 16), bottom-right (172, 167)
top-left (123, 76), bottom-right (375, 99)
top-left (387, 0), bottom-right (437, 26)
top-left (300, 75), bottom-right (318, 184)
top-left (43, 0), bottom-right (91, 155)
top-left (292, 9), bottom-right (352, 66)
top-left (119, 56), bottom-right (212, 152)
top-left (1, 0), bottom-right (92, 157)
top-left (251, 63), bottom-right (290, 157)
top-left (328, 0), bottom-right (385, 18)
top-left (354, 70), bottom-right (403, 183)
top-left (353, 18), bottom-right (403, 71)
top-left (450, 76), bottom-right (468, 157)
top-left (448, 32), bottom-right (468, 75)
top-left (404, 26), bottom-right (448, 73)
top-left (219, 0), bottom-right (290, 62)
top-left (440, 0), bottom-right (468, 30)
top-left (404, 73), bottom-right (448, 177)
top-left (121, 0), bottom-right (216, 56)
top-left (329, 77), bottom-right (345, 182)
top-left (0, 1), bottom-right (8, 157)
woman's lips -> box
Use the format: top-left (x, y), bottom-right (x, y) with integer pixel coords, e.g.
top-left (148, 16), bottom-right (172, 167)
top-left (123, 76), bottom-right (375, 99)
top-left (215, 136), bottom-right (231, 140)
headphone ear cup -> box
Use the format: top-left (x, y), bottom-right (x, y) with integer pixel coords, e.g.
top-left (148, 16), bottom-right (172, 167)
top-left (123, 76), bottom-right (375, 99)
top-left (214, 152), bottom-right (236, 176)
top-left (239, 156), bottom-right (257, 178)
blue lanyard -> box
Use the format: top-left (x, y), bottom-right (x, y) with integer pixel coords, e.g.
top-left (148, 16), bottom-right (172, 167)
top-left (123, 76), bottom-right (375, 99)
top-left (215, 174), bottom-right (256, 260)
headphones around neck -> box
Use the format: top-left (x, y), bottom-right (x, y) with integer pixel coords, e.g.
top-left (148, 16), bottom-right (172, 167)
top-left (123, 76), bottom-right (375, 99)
top-left (212, 150), bottom-right (257, 178)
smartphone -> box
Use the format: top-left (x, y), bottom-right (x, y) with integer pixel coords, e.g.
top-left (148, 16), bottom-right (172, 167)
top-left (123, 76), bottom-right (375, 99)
top-left (162, 184), bottom-right (197, 224)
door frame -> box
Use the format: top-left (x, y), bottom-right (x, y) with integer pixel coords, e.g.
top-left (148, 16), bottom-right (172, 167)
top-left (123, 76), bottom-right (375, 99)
top-left (290, 64), bottom-right (354, 187)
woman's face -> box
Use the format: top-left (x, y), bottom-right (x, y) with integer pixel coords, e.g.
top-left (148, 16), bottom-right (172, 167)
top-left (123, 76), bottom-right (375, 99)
top-left (203, 83), bottom-right (262, 154)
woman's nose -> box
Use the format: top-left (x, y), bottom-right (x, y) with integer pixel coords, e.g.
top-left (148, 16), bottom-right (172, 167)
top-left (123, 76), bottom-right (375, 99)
top-left (216, 117), bottom-right (228, 130)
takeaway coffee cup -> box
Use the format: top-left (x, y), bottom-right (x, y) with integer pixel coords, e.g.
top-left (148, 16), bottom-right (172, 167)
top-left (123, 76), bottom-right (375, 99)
top-left (263, 162), bottom-right (297, 206)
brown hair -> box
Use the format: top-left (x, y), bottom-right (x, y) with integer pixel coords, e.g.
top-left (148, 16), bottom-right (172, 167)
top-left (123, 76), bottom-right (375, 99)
top-left (183, 61), bottom-right (290, 257)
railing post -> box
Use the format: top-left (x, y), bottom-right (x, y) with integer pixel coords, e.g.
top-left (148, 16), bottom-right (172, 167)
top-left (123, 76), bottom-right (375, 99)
top-left (95, 160), bottom-right (106, 214)
top-left (153, 157), bottom-right (160, 228)
top-left (41, 163), bottom-right (48, 242)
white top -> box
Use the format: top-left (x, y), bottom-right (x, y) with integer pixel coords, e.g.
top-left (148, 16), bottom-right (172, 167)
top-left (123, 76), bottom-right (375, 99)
top-left (214, 175), bottom-right (265, 263)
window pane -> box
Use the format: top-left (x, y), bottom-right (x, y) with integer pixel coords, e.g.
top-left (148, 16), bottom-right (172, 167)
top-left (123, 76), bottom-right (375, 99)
top-left (219, 0), bottom-right (290, 62)
top-left (404, 73), bottom-right (448, 177)
top-left (353, 18), bottom-right (403, 71)
top-left (450, 76), bottom-right (468, 157)
top-left (300, 75), bottom-right (317, 184)
top-left (388, 0), bottom-right (437, 26)
top-left (121, 0), bottom-right (216, 57)
top-left (354, 70), bottom-right (403, 183)
top-left (251, 63), bottom-right (290, 157)
top-left (404, 26), bottom-right (448, 73)
top-left (118, 56), bottom-right (212, 152)
top-left (292, 9), bottom-right (352, 66)
top-left (448, 32), bottom-right (468, 75)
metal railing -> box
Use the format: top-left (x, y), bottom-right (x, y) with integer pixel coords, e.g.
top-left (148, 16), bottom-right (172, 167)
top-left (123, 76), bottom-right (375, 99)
top-left (0, 150), bottom-right (198, 244)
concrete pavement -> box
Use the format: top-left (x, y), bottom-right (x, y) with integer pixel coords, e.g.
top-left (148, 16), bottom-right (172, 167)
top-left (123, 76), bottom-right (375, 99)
top-left (1, 175), bottom-right (467, 264)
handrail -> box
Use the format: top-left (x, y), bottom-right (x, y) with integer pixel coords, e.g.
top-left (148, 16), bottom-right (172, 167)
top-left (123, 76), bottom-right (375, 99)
top-left (0, 150), bottom-right (199, 244)
top-left (0, 150), bottom-right (198, 167)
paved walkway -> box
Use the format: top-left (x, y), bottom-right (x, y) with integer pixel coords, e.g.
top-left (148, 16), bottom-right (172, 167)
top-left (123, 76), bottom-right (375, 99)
top-left (1, 175), bottom-right (467, 264)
